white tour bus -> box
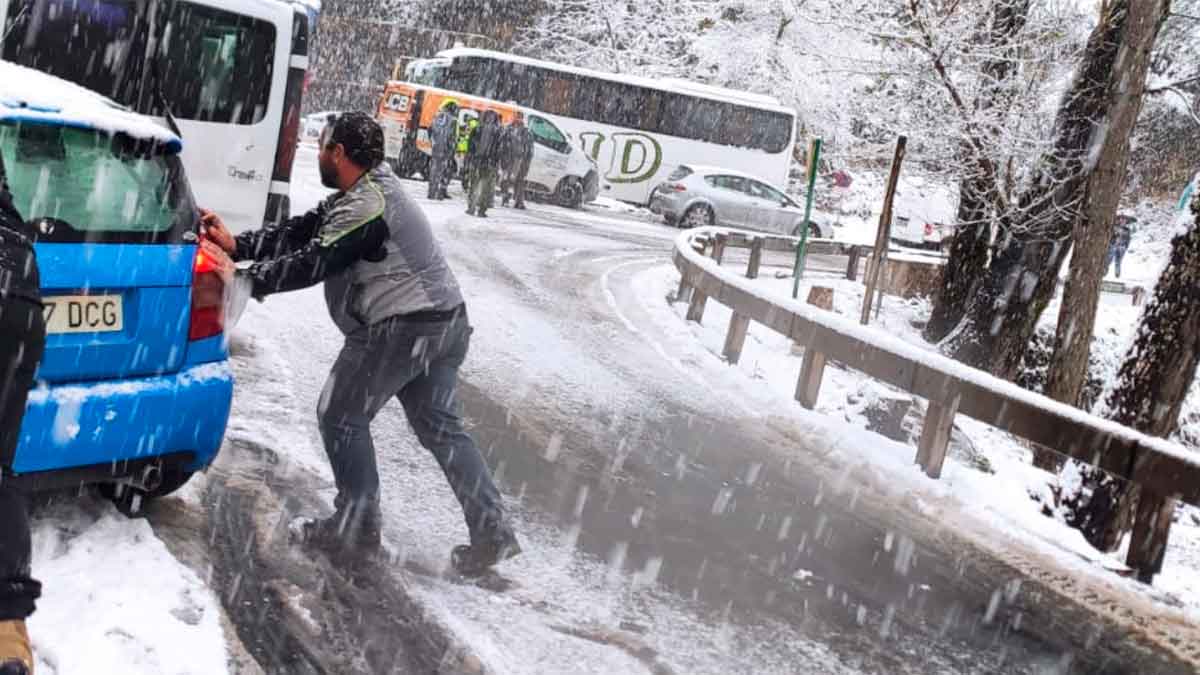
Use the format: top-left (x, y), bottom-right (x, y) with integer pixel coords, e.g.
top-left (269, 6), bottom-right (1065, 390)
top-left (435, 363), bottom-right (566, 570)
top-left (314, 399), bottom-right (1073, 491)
top-left (0, 0), bottom-right (311, 232)
top-left (403, 47), bottom-right (798, 206)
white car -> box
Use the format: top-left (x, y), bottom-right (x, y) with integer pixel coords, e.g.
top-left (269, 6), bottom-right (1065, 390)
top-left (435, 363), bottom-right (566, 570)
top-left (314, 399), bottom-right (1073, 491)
top-left (649, 165), bottom-right (832, 238)
top-left (887, 178), bottom-right (958, 251)
top-left (301, 111), bottom-right (341, 144)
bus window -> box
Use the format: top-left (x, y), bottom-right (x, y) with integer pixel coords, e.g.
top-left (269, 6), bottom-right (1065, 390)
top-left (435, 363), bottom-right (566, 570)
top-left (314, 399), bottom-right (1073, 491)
top-left (443, 56), bottom-right (491, 98)
top-left (539, 72), bottom-right (575, 117)
top-left (497, 62), bottom-right (540, 105)
top-left (661, 93), bottom-right (725, 146)
top-left (598, 82), bottom-right (660, 129)
top-left (739, 109), bottom-right (794, 154)
top-left (148, 2), bottom-right (276, 125)
top-left (404, 59), bottom-right (448, 87)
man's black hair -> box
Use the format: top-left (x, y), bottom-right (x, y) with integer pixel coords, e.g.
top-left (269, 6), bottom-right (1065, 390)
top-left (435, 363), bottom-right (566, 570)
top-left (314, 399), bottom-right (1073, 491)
top-left (327, 112), bottom-right (385, 169)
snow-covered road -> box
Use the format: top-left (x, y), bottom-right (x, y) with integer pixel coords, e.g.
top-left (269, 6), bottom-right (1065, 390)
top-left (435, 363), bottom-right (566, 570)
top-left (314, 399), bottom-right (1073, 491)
top-left (213, 147), bottom-right (1195, 674)
top-left (25, 145), bottom-right (1195, 674)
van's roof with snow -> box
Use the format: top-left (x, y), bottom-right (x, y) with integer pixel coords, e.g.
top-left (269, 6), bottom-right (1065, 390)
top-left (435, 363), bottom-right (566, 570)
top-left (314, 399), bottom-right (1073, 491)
top-left (433, 48), bottom-right (796, 116)
top-left (0, 61), bottom-right (182, 149)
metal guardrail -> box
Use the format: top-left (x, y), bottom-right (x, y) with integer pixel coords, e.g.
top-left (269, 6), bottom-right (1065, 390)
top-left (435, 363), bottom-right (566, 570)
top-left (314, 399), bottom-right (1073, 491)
top-left (671, 227), bottom-right (1199, 583)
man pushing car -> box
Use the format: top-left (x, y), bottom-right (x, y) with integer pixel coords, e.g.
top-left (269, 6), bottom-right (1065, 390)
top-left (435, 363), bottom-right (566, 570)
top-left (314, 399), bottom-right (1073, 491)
top-left (199, 112), bottom-right (520, 575)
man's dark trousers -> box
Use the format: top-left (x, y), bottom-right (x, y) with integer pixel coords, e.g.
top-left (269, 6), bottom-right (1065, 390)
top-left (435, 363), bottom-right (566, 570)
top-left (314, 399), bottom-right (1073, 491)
top-left (317, 310), bottom-right (505, 542)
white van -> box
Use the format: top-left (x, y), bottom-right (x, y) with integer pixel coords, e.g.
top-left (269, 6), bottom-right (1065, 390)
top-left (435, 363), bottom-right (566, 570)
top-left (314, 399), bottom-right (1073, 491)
top-left (1, 0), bottom-right (312, 232)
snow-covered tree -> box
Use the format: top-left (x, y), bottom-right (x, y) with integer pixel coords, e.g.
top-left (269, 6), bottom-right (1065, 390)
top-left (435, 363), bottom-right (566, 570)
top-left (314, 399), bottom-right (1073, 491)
top-left (943, 0), bottom-right (1171, 381)
top-left (1129, 1), bottom-right (1200, 200)
top-left (1063, 190), bottom-right (1200, 578)
top-left (1040, 2), bottom-right (1174, 423)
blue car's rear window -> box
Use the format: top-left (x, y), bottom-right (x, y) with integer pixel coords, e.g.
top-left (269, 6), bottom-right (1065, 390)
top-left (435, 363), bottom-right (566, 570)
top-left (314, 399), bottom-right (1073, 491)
top-left (0, 120), bottom-right (195, 244)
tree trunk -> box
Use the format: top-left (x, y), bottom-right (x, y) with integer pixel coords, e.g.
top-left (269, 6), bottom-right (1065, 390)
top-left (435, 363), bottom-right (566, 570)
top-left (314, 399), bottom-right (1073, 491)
top-left (945, 0), bottom-right (1170, 378)
top-left (924, 0), bottom-right (1031, 344)
top-left (1043, 1), bottom-right (1170, 407)
top-left (925, 178), bottom-right (993, 343)
top-left (1066, 194), bottom-right (1200, 553)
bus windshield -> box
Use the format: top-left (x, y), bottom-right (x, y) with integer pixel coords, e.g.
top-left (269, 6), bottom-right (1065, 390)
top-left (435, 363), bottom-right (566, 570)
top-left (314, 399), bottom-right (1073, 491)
top-left (2, 0), bottom-right (276, 125)
top-left (405, 59), bottom-right (450, 88)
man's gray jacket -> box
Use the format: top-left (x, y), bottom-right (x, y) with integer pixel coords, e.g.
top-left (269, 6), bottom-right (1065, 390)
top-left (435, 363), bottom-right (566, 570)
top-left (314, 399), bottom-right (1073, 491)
top-left (233, 162), bottom-right (464, 334)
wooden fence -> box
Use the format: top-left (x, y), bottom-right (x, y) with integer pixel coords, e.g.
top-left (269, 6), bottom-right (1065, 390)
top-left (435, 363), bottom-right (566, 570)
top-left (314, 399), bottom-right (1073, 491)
top-left (672, 227), bottom-right (1198, 583)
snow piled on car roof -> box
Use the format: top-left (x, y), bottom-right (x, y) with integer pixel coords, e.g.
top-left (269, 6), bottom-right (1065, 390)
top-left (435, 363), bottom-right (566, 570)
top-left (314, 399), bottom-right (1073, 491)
top-left (0, 61), bottom-right (181, 148)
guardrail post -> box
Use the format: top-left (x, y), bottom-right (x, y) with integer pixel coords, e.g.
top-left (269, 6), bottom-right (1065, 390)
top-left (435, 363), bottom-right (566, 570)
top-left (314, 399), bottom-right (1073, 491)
top-left (1126, 490), bottom-right (1175, 584)
top-left (846, 247), bottom-right (861, 281)
top-left (915, 391), bottom-right (961, 479)
top-left (1132, 286), bottom-right (1147, 307)
top-left (723, 313), bottom-right (751, 364)
top-left (674, 278), bottom-right (693, 304)
top-left (685, 234), bottom-right (725, 322)
top-left (795, 347), bottom-right (827, 409)
top-left (686, 287), bottom-right (708, 322)
top-left (746, 238), bottom-right (765, 279)
top-left (712, 233), bottom-right (728, 265)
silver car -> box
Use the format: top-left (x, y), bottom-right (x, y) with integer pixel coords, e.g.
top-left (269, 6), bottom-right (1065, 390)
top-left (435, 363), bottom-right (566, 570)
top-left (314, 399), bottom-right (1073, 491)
top-left (649, 164), bottom-right (830, 238)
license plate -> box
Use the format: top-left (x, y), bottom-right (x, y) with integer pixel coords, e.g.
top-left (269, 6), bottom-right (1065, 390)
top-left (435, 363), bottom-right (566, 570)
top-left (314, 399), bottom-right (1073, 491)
top-left (43, 294), bottom-right (124, 334)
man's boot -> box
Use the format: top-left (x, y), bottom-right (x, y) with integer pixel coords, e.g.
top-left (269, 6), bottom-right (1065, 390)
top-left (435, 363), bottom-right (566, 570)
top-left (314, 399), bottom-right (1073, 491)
top-left (451, 522), bottom-right (521, 577)
top-left (0, 620), bottom-right (32, 675)
top-left (300, 498), bottom-right (382, 558)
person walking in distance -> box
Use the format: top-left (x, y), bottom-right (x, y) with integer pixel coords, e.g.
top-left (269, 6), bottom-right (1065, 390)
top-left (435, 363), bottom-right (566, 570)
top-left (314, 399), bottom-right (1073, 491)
top-left (428, 100), bottom-right (459, 201)
top-left (500, 115), bottom-right (534, 210)
top-left (199, 113), bottom-right (521, 575)
top-left (1106, 214), bottom-right (1136, 279)
top-left (466, 110), bottom-right (502, 218)
top-left (0, 156), bottom-right (44, 675)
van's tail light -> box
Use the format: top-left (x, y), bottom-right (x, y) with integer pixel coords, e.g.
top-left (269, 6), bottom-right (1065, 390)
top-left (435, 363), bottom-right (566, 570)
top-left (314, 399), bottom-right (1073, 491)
top-left (189, 249), bottom-right (225, 341)
top-left (924, 222), bottom-right (935, 236)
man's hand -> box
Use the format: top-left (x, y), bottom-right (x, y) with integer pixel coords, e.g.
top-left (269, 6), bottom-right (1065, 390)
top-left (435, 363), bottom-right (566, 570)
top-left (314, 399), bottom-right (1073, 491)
top-left (200, 239), bottom-right (237, 285)
top-left (199, 208), bottom-right (236, 255)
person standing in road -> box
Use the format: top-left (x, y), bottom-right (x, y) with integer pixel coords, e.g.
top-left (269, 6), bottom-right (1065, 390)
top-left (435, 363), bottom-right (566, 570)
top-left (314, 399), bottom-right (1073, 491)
top-left (1107, 214), bottom-right (1136, 279)
top-left (456, 116), bottom-right (478, 197)
top-left (0, 157), bottom-right (44, 675)
top-left (466, 110), bottom-right (502, 218)
top-left (428, 100), bottom-right (459, 201)
top-left (199, 112), bottom-right (521, 575)
top-left (500, 115), bottom-right (534, 210)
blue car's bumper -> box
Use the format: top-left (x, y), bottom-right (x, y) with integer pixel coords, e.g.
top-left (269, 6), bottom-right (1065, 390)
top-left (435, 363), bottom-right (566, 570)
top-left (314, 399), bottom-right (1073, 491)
top-left (12, 361), bottom-right (233, 477)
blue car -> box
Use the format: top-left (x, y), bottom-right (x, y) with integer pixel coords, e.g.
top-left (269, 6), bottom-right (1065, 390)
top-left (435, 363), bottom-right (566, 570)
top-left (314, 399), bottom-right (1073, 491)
top-left (0, 62), bottom-right (233, 506)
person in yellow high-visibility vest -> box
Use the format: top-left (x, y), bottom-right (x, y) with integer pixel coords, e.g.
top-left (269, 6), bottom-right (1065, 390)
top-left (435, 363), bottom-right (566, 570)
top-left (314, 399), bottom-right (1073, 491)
top-left (456, 117), bottom-right (479, 196)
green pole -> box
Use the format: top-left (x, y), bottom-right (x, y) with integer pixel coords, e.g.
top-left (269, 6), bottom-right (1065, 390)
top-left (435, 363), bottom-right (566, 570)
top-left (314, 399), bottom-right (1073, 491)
top-left (792, 138), bottom-right (823, 299)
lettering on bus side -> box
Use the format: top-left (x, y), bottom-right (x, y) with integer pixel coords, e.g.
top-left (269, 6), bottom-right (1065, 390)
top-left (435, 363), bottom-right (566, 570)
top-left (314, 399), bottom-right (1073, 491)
top-left (578, 132), bottom-right (663, 185)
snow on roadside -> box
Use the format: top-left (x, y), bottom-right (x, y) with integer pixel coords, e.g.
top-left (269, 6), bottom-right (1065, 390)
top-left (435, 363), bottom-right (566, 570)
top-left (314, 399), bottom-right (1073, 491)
top-left (28, 499), bottom-right (229, 675)
top-left (631, 261), bottom-right (1200, 623)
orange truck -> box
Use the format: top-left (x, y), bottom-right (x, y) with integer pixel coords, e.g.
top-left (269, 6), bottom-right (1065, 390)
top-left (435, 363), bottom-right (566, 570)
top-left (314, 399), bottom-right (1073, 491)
top-left (374, 81), bottom-right (600, 207)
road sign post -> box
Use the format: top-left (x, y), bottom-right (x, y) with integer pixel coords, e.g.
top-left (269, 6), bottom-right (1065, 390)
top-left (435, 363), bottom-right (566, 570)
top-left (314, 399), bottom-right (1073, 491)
top-left (792, 138), bottom-right (823, 299)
